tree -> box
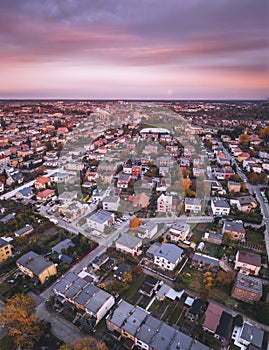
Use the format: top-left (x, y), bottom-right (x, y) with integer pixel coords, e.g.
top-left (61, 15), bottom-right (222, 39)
top-left (73, 338), bottom-right (93, 350)
top-left (260, 126), bottom-right (269, 145)
top-left (239, 133), bottom-right (250, 146)
top-left (216, 270), bottom-right (236, 286)
top-left (133, 265), bottom-right (143, 275)
top-left (0, 294), bottom-right (43, 349)
top-left (129, 217), bottom-right (142, 228)
top-left (72, 338), bottom-right (108, 350)
top-left (233, 314), bottom-right (243, 327)
top-left (123, 272), bottom-right (133, 282)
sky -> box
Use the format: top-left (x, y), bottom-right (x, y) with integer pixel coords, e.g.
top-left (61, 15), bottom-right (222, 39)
top-left (0, 0), bottom-right (268, 100)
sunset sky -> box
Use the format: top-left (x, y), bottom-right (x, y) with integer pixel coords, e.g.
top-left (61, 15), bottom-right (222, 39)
top-left (0, 0), bottom-right (268, 99)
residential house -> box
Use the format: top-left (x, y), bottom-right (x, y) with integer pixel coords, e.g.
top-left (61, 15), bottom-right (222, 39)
top-left (0, 181), bottom-right (4, 193)
top-left (36, 189), bottom-right (55, 202)
top-left (117, 174), bottom-right (131, 188)
top-left (102, 196), bottom-right (120, 212)
top-left (14, 224), bottom-right (34, 237)
top-left (233, 322), bottom-right (264, 349)
top-left (58, 202), bottom-right (87, 222)
top-left (53, 272), bottom-right (115, 324)
top-left (184, 198), bottom-right (202, 214)
top-left (168, 222), bottom-right (191, 242)
top-left (139, 276), bottom-right (160, 297)
top-left (15, 187), bottom-right (33, 200)
top-left (222, 220), bottom-right (246, 241)
top-left (233, 196), bottom-right (258, 213)
top-left (115, 234), bottom-right (142, 257)
top-left (17, 251), bottom-right (57, 284)
top-left (106, 300), bottom-right (210, 350)
top-left (0, 237), bottom-right (12, 263)
top-left (0, 155), bottom-right (10, 166)
top-left (234, 250), bottom-right (261, 275)
top-left (231, 273), bottom-right (263, 303)
top-left (129, 192), bottom-right (150, 211)
top-left (191, 253), bottom-right (219, 272)
top-left (202, 232), bottom-right (223, 245)
top-left (157, 194), bottom-right (174, 212)
top-left (215, 311), bottom-right (233, 346)
top-left (6, 172), bottom-right (24, 186)
top-left (58, 190), bottom-right (77, 203)
top-left (211, 198), bottom-right (230, 216)
top-left (228, 181), bottom-right (241, 193)
top-left (137, 221), bottom-right (158, 240)
top-left (237, 152), bottom-right (250, 162)
top-left (146, 242), bottom-right (183, 271)
top-left (51, 238), bottom-right (75, 254)
top-left (203, 302), bottom-right (224, 333)
top-left (186, 299), bottom-right (205, 322)
top-left (34, 176), bottom-right (51, 189)
top-left (92, 254), bottom-right (109, 270)
top-left (87, 210), bottom-right (114, 232)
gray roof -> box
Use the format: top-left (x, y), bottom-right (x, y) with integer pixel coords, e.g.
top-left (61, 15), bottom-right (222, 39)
top-left (185, 198), bottom-right (201, 206)
top-left (234, 273), bottom-right (263, 295)
top-left (103, 196), bottom-right (119, 204)
top-left (150, 322), bottom-right (176, 350)
top-left (108, 300), bottom-right (134, 328)
top-left (122, 306), bottom-right (148, 336)
top-left (88, 209), bottom-right (113, 224)
top-left (116, 234), bottom-right (142, 249)
top-left (74, 284), bottom-right (99, 306)
top-left (192, 253), bottom-right (219, 267)
top-left (52, 238), bottom-right (75, 254)
top-left (85, 289), bottom-right (111, 314)
top-left (0, 212), bottom-right (16, 223)
top-left (17, 251), bottom-right (55, 276)
top-left (240, 322), bottom-right (264, 348)
top-left (169, 331), bottom-right (192, 350)
top-left (137, 221), bottom-right (158, 233)
top-left (135, 316), bottom-right (161, 345)
top-left (212, 198), bottom-right (230, 208)
top-left (151, 243), bottom-right (183, 264)
top-left (170, 222), bottom-right (190, 233)
top-left (14, 225), bottom-right (33, 236)
top-left (0, 237), bottom-right (9, 248)
top-left (223, 220), bottom-right (244, 233)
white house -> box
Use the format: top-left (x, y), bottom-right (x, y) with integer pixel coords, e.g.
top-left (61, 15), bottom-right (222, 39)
top-left (146, 243), bottom-right (183, 271)
top-left (157, 194), bottom-right (174, 212)
top-left (115, 233), bottom-right (142, 257)
top-left (102, 196), bottom-right (120, 212)
top-left (211, 198), bottom-right (230, 216)
top-left (137, 221), bottom-right (158, 239)
top-left (184, 198), bottom-right (202, 214)
top-left (87, 210), bottom-right (114, 232)
top-left (169, 222), bottom-right (191, 242)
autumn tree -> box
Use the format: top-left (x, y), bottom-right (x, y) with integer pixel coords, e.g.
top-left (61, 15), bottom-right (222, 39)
top-left (133, 265), bottom-right (143, 275)
top-left (0, 294), bottom-right (43, 350)
top-left (123, 272), bottom-right (133, 282)
top-left (129, 217), bottom-right (142, 228)
top-left (216, 270), bottom-right (236, 286)
top-left (239, 133), bottom-right (250, 146)
top-left (260, 126), bottom-right (269, 145)
top-left (72, 337), bottom-right (108, 350)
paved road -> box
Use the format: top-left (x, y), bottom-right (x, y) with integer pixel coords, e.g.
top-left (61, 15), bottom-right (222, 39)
top-left (35, 244), bottom-right (107, 344)
top-left (0, 169), bottom-right (57, 201)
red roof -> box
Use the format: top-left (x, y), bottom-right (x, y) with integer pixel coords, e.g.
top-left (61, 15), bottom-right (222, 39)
top-left (37, 189), bottom-right (55, 198)
top-left (203, 303), bottom-right (223, 332)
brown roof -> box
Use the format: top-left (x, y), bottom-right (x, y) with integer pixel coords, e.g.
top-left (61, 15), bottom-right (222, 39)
top-left (237, 251), bottom-right (261, 267)
top-left (203, 302), bottom-right (223, 333)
